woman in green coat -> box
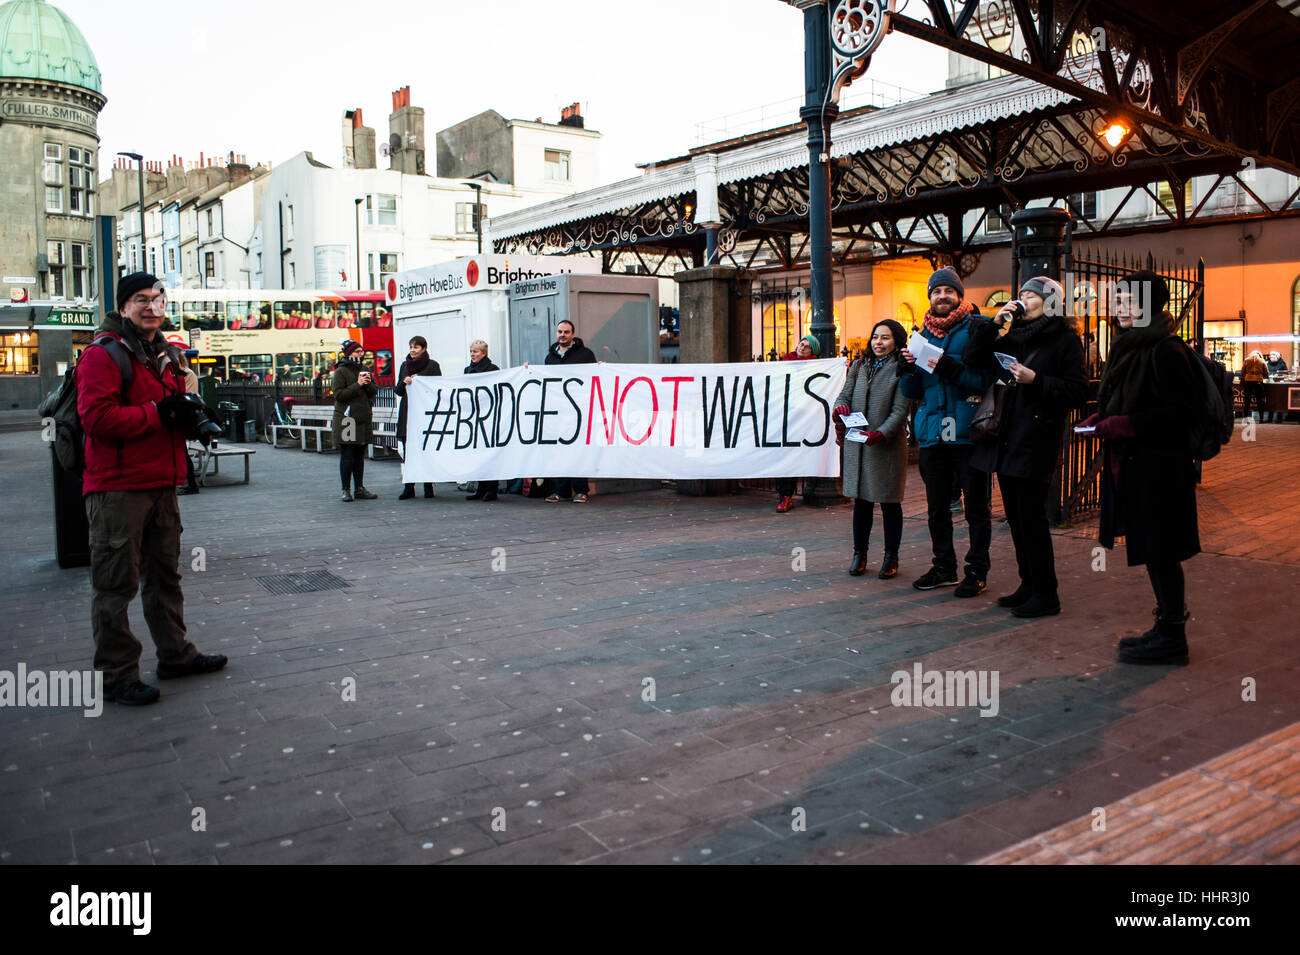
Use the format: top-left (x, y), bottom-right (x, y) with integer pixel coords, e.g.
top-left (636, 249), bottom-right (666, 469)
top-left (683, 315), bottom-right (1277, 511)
top-left (833, 319), bottom-right (912, 579)
top-left (332, 339), bottom-right (379, 501)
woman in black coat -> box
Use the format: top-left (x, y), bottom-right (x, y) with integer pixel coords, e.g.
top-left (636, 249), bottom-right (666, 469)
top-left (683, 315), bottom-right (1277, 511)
top-left (464, 339), bottom-right (502, 501)
top-left (394, 335), bottom-right (442, 500)
top-left (1081, 271), bottom-right (1200, 665)
top-left (965, 276), bottom-right (1087, 618)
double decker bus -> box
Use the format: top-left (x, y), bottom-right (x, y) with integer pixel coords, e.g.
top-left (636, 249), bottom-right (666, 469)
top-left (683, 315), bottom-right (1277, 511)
top-left (162, 289), bottom-right (395, 384)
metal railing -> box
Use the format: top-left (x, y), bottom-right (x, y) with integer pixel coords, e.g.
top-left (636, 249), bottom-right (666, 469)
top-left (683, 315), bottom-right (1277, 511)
top-left (211, 380), bottom-right (397, 450)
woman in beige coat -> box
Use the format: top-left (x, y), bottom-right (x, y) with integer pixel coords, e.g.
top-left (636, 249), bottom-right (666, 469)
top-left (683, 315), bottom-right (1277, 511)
top-left (833, 319), bottom-right (912, 578)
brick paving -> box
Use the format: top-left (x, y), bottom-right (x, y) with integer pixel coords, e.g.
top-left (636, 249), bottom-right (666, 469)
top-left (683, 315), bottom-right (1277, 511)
top-left (1, 423), bottom-right (1297, 865)
top-left (978, 721), bottom-right (1300, 863)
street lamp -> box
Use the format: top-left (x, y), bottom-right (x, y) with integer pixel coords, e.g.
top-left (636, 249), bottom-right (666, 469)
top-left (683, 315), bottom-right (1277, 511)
top-left (462, 181), bottom-right (484, 254)
top-left (117, 151), bottom-right (144, 274)
top-left (354, 198), bottom-right (364, 290)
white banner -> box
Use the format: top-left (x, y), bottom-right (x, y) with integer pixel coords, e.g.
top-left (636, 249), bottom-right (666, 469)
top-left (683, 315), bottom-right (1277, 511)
top-left (401, 359), bottom-right (847, 482)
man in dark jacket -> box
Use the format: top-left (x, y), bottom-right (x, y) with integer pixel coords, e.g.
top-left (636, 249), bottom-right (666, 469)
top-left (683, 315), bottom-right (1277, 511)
top-left (543, 320), bottom-right (596, 502)
top-left (78, 273), bottom-right (228, 706)
top-left (898, 267), bottom-right (995, 597)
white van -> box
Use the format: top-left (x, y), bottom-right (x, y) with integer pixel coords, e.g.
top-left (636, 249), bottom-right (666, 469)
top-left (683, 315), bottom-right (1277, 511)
top-left (388, 254), bottom-right (600, 372)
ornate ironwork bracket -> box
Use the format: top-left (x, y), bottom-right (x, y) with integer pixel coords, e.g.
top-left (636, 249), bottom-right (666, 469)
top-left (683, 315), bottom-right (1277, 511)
top-left (829, 0), bottom-right (895, 103)
top-left (1176, 1), bottom-right (1269, 107)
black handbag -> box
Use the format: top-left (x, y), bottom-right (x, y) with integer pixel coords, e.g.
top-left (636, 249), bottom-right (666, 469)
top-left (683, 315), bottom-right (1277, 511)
top-left (970, 380), bottom-right (1009, 443)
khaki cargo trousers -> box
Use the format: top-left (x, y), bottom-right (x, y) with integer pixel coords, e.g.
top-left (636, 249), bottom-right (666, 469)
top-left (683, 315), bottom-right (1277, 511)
top-left (85, 489), bottom-right (197, 685)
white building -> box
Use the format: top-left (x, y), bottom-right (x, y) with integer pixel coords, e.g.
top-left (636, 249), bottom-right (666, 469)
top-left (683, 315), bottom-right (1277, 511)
top-left (195, 170), bottom-right (267, 289)
top-left (261, 95), bottom-right (602, 290)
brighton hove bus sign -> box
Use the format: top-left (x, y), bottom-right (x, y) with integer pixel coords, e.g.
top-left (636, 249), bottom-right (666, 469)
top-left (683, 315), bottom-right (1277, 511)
top-left (387, 254), bottom-right (601, 308)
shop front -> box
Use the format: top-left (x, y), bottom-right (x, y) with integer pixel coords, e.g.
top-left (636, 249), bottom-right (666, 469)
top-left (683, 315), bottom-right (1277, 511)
top-left (0, 304), bottom-right (98, 409)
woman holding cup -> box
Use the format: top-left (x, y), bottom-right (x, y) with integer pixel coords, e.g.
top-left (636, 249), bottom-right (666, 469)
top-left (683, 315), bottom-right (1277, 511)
top-left (332, 339), bottom-right (379, 502)
top-left (964, 277), bottom-right (1087, 617)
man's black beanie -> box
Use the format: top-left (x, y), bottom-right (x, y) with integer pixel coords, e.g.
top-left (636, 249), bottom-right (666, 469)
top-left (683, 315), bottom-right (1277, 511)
top-left (927, 266), bottom-right (964, 299)
top-left (117, 272), bottom-right (162, 307)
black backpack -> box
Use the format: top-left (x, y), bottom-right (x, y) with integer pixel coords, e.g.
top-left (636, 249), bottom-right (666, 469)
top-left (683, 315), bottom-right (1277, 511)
top-left (1175, 340), bottom-right (1233, 462)
top-left (38, 336), bottom-right (134, 472)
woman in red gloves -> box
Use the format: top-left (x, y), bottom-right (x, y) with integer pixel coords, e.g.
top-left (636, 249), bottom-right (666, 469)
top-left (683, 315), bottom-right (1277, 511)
top-left (833, 319), bottom-right (912, 578)
top-left (1081, 271), bottom-right (1201, 665)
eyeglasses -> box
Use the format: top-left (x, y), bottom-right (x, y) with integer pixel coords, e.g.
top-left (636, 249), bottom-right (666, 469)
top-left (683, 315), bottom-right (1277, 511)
top-left (130, 294), bottom-right (167, 310)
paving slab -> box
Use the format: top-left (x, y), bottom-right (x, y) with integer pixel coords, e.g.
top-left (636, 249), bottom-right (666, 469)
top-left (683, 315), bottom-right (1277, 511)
top-left (2, 424), bottom-right (1298, 864)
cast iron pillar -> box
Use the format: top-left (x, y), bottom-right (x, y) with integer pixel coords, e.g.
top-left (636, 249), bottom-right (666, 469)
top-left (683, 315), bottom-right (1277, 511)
top-left (1009, 207), bottom-right (1072, 287)
top-left (798, 2), bottom-right (838, 360)
top-left (790, 0), bottom-right (893, 359)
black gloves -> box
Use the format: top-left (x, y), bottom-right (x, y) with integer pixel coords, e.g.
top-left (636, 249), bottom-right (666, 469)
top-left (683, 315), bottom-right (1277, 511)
top-left (156, 393), bottom-right (193, 428)
top-left (896, 359), bottom-right (916, 377)
top-left (934, 355), bottom-right (963, 381)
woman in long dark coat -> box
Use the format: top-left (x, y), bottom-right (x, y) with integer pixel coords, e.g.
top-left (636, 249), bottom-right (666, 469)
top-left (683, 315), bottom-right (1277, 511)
top-left (965, 276), bottom-right (1087, 618)
top-left (464, 339), bottom-right (501, 501)
top-left (332, 339), bottom-right (379, 501)
top-left (394, 335), bottom-right (442, 500)
top-left (1082, 271), bottom-right (1201, 665)
top-left (833, 319), bottom-right (911, 579)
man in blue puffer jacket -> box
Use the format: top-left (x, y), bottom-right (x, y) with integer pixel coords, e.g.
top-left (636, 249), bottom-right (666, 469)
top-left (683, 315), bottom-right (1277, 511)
top-left (897, 267), bottom-right (995, 597)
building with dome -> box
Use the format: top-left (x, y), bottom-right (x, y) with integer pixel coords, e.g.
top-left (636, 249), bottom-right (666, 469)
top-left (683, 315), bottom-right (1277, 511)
top-left (0, 0), bottom-right (105, 407)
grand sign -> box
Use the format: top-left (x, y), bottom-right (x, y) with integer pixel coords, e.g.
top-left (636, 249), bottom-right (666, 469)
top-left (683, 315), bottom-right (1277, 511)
top-left (0, 97), bottom-right (97, 134)
top-left (40, 308), bottom-right (97, 328)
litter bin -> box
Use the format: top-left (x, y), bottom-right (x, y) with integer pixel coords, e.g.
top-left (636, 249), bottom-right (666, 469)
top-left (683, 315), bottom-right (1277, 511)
top-left (51, 448), bottom-right (90, 568)
top-left (218, 400), bottom-right (245, 442)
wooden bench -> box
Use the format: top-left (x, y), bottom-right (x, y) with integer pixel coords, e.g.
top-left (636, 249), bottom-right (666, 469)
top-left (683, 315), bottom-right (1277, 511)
top-left (270, 403), bottom-right (397, 457)
top-left (277, 404), bottom-right (334, 452)
top-left (189, 442), bottom-right (255, 486)
top-left (370, 406), bottom-right (399, 459)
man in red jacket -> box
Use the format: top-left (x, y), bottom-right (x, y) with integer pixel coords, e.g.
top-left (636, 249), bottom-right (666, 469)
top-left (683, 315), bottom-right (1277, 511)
top-left (78, 273), bottom-right (227, 705)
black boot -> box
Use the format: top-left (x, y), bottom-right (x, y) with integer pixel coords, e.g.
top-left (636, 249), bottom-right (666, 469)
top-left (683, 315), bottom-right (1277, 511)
top-left (398, 484), bottom-right (415, 500)
top-left (467, 484), bottom-right (487, 500)
top-left (1118, 612), bottom-right (1189, 665)
top-left (481, 482), bottom-right (498, 501)
top-left (423, 483), bottom-right (435, 498)
top-left (848, 552), bottom-right (867, 576)
top-left (1118, 607), bottom-right (1162, 649)
top-left (996, 583), bottom-right (1033, 608)
top-left (877, 553), bottom-right (898, 579)
top-left (1010, 593), bottom-right (1061, 618)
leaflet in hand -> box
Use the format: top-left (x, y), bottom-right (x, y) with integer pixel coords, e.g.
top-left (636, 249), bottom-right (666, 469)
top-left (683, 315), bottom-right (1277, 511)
top-left (906, 333), bottom-right (945, 374)
top-left (993, 352), bottom-right (1019, 371)
top-left (845, 429), bottom-right (870, 444)
top-left (841, 412), bottom-right (869, 429)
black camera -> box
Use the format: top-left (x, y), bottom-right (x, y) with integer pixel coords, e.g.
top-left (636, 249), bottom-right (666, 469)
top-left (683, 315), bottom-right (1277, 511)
top-left (161, 394), bottom-right (224, 446)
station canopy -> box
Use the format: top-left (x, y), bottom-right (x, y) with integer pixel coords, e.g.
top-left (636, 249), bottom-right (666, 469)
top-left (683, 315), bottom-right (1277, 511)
top-left (490, 1), bottom-right (1300, 277)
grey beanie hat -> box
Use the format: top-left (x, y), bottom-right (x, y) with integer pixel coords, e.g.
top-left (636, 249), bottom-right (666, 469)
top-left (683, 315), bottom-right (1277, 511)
top-left (1019, 275), bottom-right (1064, 304)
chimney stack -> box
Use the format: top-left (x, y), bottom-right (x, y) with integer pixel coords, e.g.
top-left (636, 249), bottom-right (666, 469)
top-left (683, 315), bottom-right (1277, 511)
top-left (387, 85), bottom-right (425, 176)
top-left (343, 107), bottom-right (377, 170)
top-left (559, 102), bottom-right (584, 128)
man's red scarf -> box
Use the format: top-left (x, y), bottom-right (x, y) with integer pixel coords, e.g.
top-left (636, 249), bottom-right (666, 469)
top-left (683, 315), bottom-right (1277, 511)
top-left (923, 299), bottom-right (974, 338)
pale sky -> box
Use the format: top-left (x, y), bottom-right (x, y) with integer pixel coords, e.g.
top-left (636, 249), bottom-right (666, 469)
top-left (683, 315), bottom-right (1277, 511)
top-left (59, 0), bottom-right (947, 187)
